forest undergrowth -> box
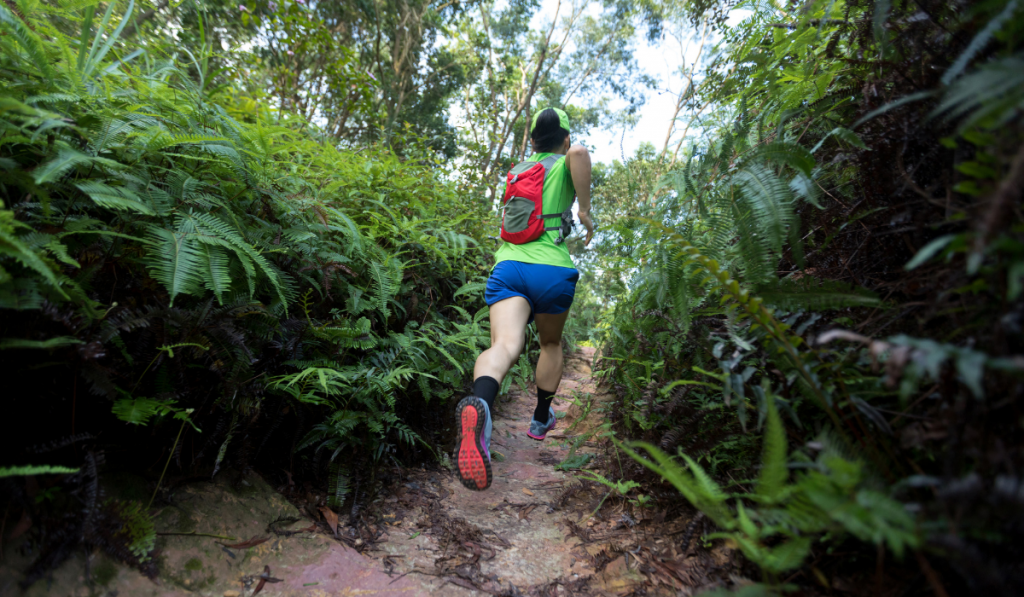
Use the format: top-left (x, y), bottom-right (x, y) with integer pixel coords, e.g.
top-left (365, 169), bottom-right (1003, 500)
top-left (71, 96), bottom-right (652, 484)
top-left (0, 0), bottom-right (530, 588)
top-left (586, 0), bottom-right (1024, 595)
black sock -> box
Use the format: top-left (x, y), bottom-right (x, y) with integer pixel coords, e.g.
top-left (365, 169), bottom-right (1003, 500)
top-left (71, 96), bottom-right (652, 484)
top-left (473, 376), bottom-right (500, 413)
top-left (534, 388), bottom-right (556, 423)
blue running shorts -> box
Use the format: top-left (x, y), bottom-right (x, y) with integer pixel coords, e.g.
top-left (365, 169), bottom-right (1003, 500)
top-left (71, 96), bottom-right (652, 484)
top-left (484, 261), bottom-right (580, 322)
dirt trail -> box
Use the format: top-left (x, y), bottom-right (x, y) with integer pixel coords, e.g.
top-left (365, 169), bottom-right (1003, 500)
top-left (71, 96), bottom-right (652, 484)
top-left (3, 348), bottom-right (721, 597)
top-left (370, 347), bottom-right (612, 596)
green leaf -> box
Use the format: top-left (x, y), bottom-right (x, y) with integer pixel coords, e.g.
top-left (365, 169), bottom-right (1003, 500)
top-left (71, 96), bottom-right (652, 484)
top-left (112, 398), bottom-right (176, 426)
top-left (763, 536), bottom-right (812, 573)
top-left (755, 394), bottom-right (788, 500)
top-left (198, 244), bottom-right (231, 304)
top-left (84, 0), bottom-right (135, 78)
top-left (853, 91), bottom-right (936, 129)
top-left (555, 453), bottom-right (593, 470)
top-left (76, 5), bottom-right (95, 73)
top-left (752, 142), bottom-right (815, 176)
top-left (0, 465), bottom-right (79, 477)
top-left (616, 439), bottom-right (734, 527)
top-left (75, 180), bottom-right (156, 215)
top-left (811, 127), bottom-right (868, 153)
top-left (0, 3), bottom-right (56, 81)
top-left (0, 226), bottom-right (68, 297)
top-left (736, 502), bottom-right (758, 538)
top-left (941, 0), bottom-right (1019, 85)
top-left (904, 234), bottom-right (957, 270)
top-left (32, 149), bottom-right (93, 185)
top-left (0, 336), bottom-right (83, 350)
top-left (955, 350), bottom-right (986, 398)
top-left (956, 161), bottom-right (998, 179)
top-left (145, 226), bottom-right (203, 305)
top-left (453, 281), bottom-right (486, 299)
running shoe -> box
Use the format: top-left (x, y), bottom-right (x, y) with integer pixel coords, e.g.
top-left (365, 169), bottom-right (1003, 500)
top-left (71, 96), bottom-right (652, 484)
top-left (455, 396), bottom-right (492, 491)
top-left (526, 406), bottom-right (556, 440)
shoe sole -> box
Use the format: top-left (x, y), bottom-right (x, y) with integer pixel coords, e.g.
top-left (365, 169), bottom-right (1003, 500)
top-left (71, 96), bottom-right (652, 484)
top-left (456, 397), bottom-right (491, 491)
top-left (526, 416), bottom-right (556, 441)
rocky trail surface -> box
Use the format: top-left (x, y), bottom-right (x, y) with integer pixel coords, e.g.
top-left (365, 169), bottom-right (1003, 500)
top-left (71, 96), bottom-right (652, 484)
top-left (1, 348), bottom-right (733, 597)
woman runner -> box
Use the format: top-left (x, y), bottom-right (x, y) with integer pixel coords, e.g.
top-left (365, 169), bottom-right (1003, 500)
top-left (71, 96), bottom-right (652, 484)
top-left (455, 107), bottom-right (595, 491)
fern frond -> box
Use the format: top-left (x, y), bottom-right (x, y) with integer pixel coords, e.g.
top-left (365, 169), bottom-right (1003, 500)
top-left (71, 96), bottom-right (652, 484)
top-left (0, 3), bottom-right (56, 81)
top-left (732, 162), bottom-right (794, 255)
top-left (327, 463), bottom-right (350, 507)
top-left (934, 54), bottom-right (1024, 131)
top-left (32, 148), bottom-right (94, 184)
top-left (368, 259), bottom-right (399, 319)
top-left (755, 278), bottom-right (880, 310)
top-left (145, 226), bottom-right (203, 304)
top-left (198, 244), bottom-right (232, 304)
top-left (616, 439), bottom-right (734, 527)
top-left (0, 464), bottom-right (80, 477)
top-left (755, 393), bottom-right (788, 501)
top-left (941, 1), bottom-right (1020, 85)
top-left (749, 141), bottom-right (814, 176)
top-left (75, 180), bottom-right (155, 215)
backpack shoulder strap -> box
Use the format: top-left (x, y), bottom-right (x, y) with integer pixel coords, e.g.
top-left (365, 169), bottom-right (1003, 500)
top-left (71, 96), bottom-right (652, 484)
top-left (538, 154), bottom-right (563, 173)
top-left (508, 154), bottom-right (565, 181)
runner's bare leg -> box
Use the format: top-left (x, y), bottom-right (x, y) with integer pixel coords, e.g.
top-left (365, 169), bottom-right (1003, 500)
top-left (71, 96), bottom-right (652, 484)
top-left (534, 310), bottom-right (570, 392)
top-left (474, 297), bottom-right (531, 382)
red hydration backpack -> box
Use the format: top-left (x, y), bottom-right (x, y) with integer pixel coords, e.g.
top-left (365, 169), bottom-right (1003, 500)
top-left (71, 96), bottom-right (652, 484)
top-left (499, 155), bottom-right (573, 245)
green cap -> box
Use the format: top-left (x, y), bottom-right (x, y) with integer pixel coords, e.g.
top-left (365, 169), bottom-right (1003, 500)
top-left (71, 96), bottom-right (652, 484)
top-left (531, 107), bottom-right (570, 134)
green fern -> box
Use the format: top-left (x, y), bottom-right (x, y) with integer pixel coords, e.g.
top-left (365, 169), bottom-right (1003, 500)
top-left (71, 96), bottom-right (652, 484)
top-left (109, 499), bottom-right (156, 562)
top-left (616, 439), bottom-right (734, 528)
top-left (112, 398), bottom-right (179, 426)
top-left (0, 3), bottom-right (56, 81)
top-left (327, 463), bottom-right (351, 508)
top-left (0, 465), bottom-right (79, 477)
top-left (0, 336), bottom-right (83, 350)
top-left (941, 0), bottom-right (1020, 85)
top-left (755, 393), bottom-right (787, 501)
top-left (75, 180), bottom-right (156, 215)
top-left (367, 258), bottom-right (401, 319)
top-left (934, 53), bottom-right (1024, 131)
top-left (754, 278), bottom-right (880, 310)
top-left (145, 226), bottom-right (203, 304)
top-left (198, 244), bottom-right (232, 304)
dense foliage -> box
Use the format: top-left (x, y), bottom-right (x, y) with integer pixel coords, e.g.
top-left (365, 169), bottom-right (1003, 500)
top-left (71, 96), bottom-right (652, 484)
top-left (0, 0), bottom-right (503, 583)
top-left (591, 0), bottom-right (1024, 594)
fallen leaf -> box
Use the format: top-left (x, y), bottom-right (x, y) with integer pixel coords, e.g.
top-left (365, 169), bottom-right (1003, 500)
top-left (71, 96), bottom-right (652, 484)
top-left (253, 565), bottom-right (283, 595)
top-left (218, 536), bottom-right (268, 549)
top-left (522, 488), bottom-right (534, 497)
top-left (517, 504), bottom-right (538, 520)
top-left (320, 506), bottom-right (339, 537)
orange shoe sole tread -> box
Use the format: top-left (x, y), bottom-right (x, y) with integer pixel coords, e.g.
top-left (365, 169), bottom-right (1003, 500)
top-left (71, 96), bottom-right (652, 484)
top-left (455, 397), bottom-right (491, 491)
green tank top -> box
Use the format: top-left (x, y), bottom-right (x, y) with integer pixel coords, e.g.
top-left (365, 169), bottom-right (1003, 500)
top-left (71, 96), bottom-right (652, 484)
top-left (494, 152), bottom-right (576, 269)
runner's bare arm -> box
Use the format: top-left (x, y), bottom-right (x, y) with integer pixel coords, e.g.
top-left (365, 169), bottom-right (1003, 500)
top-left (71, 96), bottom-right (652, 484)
top-left (565, 144), bottom-right (594, 246)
